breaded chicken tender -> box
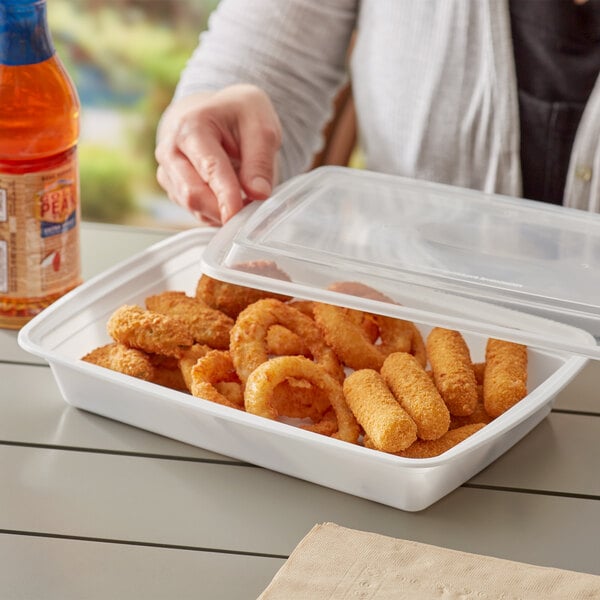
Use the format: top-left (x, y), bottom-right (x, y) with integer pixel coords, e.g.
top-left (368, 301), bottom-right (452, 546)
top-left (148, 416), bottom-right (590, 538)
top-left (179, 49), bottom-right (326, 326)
top-left (483, 338), bottom-right (528, 417)
top-left (145, 291), bottom-right (233, 350)
top-left (343, 369), bottom-right (417, 452)
top-left (426, 327), bottom-right (479, 416)
top-left (82, 342), bottom-right (155, 381)
top-left (381, 352), bottom-right (450, 441)
top-left (107, 304), bottom-right (192, 358)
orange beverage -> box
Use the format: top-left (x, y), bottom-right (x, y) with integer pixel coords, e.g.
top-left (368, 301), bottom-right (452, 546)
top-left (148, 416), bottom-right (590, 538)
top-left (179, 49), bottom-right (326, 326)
top-left (0, 0), bottom-right (82, 329)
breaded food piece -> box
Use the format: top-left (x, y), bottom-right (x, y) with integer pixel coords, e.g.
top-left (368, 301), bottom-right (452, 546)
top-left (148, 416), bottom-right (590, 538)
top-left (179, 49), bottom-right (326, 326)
top-left (483, 338), bottom-right (528, 418)
top-left (426, 327), bottom-right (479, 416)
top-left (145, 291), bottom-right (233, 350)
top-left (365, 423), bottom-right (485, 458)
top-left (472, 362), bottom-right (485, 385)
top-left (343, 369), bottom-right (417, 452)
top-left (313, 303), bottom-right (413, 371)
top-left (381, 352), bottom-right (450, 441)
top-left (214, 381), bottom-right (244, 408)
top-left (230, 298), bottom-right (344, 386)
top-left (195, 260), bottom-right (291, 319)
top-left (449, 398), bottom-right (494, 429)
top-left (151, 364), bottom-right (188, 391)
top-left (178, 343), bottom-right (212, 391)
top-left (266, 324), bottom-right (312, 357)
top-left (271, 377), bottom-right (332, 422)
top-left (327, 281), bottom-right (396, 303)
top-left (190, 350), bottom-right (244, 410)
top-left (107, 304), bottom-right (192, 358)
top-left (244, 355), bottom-right (360, 444)
top-left (409, 323), bottom-right (427, 368)
top-left (82, 342), bottom-right (155, 381)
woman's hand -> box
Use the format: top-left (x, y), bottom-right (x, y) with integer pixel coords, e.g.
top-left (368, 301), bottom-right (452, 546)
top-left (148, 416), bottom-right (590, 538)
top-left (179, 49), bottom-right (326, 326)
top-left (155, 84), bottom-right (282, 225)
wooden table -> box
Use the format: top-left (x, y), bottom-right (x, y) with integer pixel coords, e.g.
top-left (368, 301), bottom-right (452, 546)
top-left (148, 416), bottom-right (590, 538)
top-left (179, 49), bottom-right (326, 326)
top-left (2, 222), bottom-right (599, 599)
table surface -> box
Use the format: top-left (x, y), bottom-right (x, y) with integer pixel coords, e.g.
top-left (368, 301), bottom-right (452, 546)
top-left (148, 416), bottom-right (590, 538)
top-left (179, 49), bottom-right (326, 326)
top-left (2, 221), bottom-right (599, 599)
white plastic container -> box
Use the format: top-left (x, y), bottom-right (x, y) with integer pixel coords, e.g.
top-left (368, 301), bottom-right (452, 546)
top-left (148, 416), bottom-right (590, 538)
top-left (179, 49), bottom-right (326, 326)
top-left (18, 167), bottom-right (600, 511)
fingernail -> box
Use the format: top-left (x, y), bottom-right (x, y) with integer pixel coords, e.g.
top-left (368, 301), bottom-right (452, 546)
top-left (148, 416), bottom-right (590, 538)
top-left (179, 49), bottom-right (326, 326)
top-left (220, 206), bottom-right (231, 223)
top-left (251, 176), bottom-right (272, 198)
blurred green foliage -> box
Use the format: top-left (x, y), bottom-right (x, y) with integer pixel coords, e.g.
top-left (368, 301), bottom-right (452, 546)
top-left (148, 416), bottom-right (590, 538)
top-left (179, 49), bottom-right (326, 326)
top-left (78, 145), bottom-right (137, 223)
top-left (47, 0), bottom-right (218, 227)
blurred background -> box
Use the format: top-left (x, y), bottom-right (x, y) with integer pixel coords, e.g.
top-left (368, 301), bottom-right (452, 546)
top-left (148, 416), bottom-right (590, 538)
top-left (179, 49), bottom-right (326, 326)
top-left (48, 0), bottom-right (221, 230)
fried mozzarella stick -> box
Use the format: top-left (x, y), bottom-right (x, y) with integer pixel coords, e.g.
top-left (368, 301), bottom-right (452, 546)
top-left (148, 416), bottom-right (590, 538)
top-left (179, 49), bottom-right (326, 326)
top-left (381, 352), bottom-right (450, 440)
top-left (145, 291), bottom-right (234, 350)
top-left (107, 304), bottom-right (193, 358)
top-left (426, 327), bottom-right (479, 416)
top-left (483, 338), bottom-right (528, 417)
top-left (343, 369), bottom-right (417, 452)
top-left (365, 423), bottom-right (485, 458)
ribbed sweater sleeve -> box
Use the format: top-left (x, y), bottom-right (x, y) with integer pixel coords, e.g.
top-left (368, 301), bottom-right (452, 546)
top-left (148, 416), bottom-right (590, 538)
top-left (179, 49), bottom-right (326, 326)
top-left (173, 0), bottom-right (358, 182)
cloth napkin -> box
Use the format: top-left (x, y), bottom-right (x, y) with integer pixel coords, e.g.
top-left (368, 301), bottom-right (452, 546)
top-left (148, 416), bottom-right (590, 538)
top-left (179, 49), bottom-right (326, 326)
top-left (258, 522), bottom-right (600, 599)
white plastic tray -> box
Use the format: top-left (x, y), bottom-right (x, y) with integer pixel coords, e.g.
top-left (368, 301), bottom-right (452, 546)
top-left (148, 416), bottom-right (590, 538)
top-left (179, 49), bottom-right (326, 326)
top-left (18, 228), bottom-right (590, 511)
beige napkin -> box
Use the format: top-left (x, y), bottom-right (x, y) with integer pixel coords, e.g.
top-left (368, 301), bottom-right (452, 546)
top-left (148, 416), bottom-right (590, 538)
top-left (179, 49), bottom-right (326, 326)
top-left (258, 522), bottom-right (600, 599)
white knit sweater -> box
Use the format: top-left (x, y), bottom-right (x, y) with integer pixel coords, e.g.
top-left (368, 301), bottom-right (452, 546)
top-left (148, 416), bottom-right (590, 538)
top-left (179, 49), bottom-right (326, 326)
top-left (174, 0), bottom-right (600, 212)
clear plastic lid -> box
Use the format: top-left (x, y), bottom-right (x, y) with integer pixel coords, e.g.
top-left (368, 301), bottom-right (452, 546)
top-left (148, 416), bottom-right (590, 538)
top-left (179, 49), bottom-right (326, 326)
top-left (202, 166), bottom-right (600, 359)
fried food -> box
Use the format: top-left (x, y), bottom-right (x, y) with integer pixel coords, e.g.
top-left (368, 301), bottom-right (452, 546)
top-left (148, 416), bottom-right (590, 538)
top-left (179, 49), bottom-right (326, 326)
top-left (230, 298), bottom-right (344, 386)
top-left (426, 327), bottom-right (479, 416)
top-left (149, 354), bottom-right (188, 391)
top-left (107, 304), bottom-right (193, 358)
top-left (266, 324), bottom-right (312, 357)
top-left (483, 338), bottom-right (528, 418)
top-left (271, 377), bottom-right (332, 422)
top-left (313, 303), bottom-right (413, 371)
top-left (190, 350), bottom-right (244, 410)
top-left (327, 281), bottom-right (426, 364)
top-left (178, 343), bottom-right (212, 391)
top-left (472, 362), bottom-right (485, 385)
top-left (343, 369), bottom-right (417, 452)
top-left (82, 342), bottom-right (155, 381)
top-left (195, 260), bottom-right (291, 319)
top-left (327, 281), bottom-right (396, 303)
top-left (449, 398), bottom-right (494, 430)
top-left (365, 423), bottom-right (485, 458)
top-left (244, 355), bottom-right (360, 443)
top-left (380, 351), bottom-right (450, 440)
top-left (145, 291), bottom-right (233, 350)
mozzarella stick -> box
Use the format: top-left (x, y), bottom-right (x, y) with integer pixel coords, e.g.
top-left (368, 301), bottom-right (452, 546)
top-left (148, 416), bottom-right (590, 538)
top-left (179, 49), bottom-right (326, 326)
top-left (483, 338), bottom-right (528, 418)
top-left (343, 369), bottom-right (417, 452)
top-left (381, 352), bottom-right (450, 441)
top-left (107, 304), bottom-right (193, 358)
top-left (365, 423), bottom-right (485, 458)
top-left (426, 327), bottom-right (479, 416)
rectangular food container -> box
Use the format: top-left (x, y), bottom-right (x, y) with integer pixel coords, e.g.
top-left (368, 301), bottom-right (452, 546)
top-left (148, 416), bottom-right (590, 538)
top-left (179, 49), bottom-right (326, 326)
top-left (18, 167), bottom-right (600, 511)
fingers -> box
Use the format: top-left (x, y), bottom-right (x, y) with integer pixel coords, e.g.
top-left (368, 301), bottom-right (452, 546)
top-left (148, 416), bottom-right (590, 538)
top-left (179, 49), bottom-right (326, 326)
top-left (155, 85), bottom-right (282, 225)
top-left (156, 150), bottom-right (222, 225)
top-left (238, 95), bottom-right (282, 201)
top-left (179, 129), bottom-right (245, 223)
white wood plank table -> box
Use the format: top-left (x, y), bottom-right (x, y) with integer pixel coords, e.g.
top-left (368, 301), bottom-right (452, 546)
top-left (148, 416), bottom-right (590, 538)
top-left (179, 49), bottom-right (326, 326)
top-left (1, 222), bottom-right (599, 599)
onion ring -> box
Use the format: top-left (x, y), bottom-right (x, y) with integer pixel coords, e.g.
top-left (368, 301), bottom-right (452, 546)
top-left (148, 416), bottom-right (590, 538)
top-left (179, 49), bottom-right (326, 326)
top-left (190, 350), bottom-right (244, 410)
top-left (230, 298), bottom-right (345, 386)
top-left (244, 355), bottom-right (360, 443)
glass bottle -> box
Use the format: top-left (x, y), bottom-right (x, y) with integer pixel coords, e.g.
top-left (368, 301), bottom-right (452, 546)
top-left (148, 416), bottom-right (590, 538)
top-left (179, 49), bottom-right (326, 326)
top-left (0, 0), bottom-right (82, 329)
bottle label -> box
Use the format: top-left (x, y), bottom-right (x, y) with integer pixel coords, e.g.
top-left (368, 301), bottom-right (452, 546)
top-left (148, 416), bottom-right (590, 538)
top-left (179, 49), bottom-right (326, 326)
top-left (0, 152), bottom-right (81, 302)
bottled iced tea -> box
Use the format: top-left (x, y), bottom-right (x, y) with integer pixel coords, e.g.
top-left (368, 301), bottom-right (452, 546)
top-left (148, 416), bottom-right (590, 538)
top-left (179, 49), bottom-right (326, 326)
top-left (0, 0), bottom-right (82, 329)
